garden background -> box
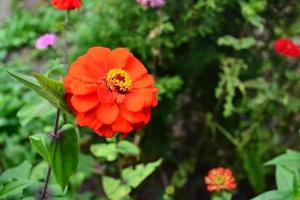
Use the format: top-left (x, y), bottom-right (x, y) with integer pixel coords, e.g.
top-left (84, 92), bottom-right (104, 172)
top-left (0, 0), bottom-right (300, 199)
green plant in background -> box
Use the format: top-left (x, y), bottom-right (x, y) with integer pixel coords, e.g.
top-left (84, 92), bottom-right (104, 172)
top-left (253, 149), bottom-right (300, 200)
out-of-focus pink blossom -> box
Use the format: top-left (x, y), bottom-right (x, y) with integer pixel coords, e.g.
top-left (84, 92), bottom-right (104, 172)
top-left (35, 33), bottom-right (57, 49)
top-left (137, 0), bottom-right (166, 8)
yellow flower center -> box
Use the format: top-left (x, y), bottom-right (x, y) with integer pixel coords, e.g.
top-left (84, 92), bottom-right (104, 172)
top-left (106, 69), bottom-right (132, 93)
top-left (214, 175), bottom-right (225, 185)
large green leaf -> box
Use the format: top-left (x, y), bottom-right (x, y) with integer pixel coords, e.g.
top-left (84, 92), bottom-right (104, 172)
top-left (8, 71), bottom-right (69, 113)
top-left (265, 149), bottom-right (300, 167)
top-left (251, 190), bottom-right (292, 200)
top-left (30, 125), bottom-right (79, 189)
top-left (102, 176), bottom-right (131, 200)
top-left (276, 165), bottom-right (294, 192)
top-left (32, 73), bottom-right (69, 113)
top-left (90, 143), bottom-right (118, 161)
top-left (29, 134), bottom-right (52, 163)
top-left (117, 140), bottom-right (140, 156)
top-left (0, 179), bottom-right (33, 199)
top-left (0, 161), bottom-right (32, 181)
top-left (50, 124), bottom-right (79, 189)
top-left (122, 159), bottom-right (163, 188)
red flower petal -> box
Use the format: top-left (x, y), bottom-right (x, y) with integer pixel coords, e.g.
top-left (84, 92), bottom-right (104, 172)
top-left (64, 46), bottom-right (158, 137)
top-left (71, 94), bottom-right (99, 112)
top-left (76, 111), bottom-right (102, 129)
top-left (51, 0), bottom-right (81, 10)
top-left (70, 79), bottom-right (96, 95)
top-left (95, 126), bottom-right (115, 138)
top-left (123, 56), bottom-right (148, 81)
top-left (97, 86), bottom-right (115, 104)
top-left (84, 47), bottom-right (111, 76)
top-left (133, 74), bottom-right (155, 89)
top-left (108, 48), bottom-right (132, 69)
top-left (112, 115), bottom-right (133, 133)
top-left (120, 106), bottom-right (145, 124)
top-left (274, 38), bottom-right (300, 58)
top-left (123, 92), bottom-right (145, 112)
top-left (97, 103), bottom-right (119, 124)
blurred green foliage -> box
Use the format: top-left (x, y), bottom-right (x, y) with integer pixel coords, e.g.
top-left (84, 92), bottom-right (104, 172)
top-left (0, 0), bottom-right (300, 199)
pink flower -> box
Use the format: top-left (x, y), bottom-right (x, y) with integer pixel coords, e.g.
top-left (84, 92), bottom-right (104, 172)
top-left (35, 33), bottom-right (57, 49)
top-left (137, 0), bottom-right (166, 8)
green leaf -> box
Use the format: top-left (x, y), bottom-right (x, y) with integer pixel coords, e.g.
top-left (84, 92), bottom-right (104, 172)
top-left (0, 179), bottom-right (32, 198)
top-left (217, 35), bottom-right (256, 50)
top-left (251, 190), bottom-right (293, 200)
top-left (8, 71), bottom-right (69, 113)
top-left (90, 143), bottom-right (118, 161)
top-left (32, 73), bottom-right (69, 113)
top-left (8, 71), bottom-right (59, 108)
top-left (276, 165), bottom-right (294, 192)
top-left (212, 191), bottom-right (233, 200)
top-left (117, 140), bottom-right (140, 156)
top-left (29, 134), bottom-right (52, 163)
top-left (30, 161), bottom-right (49, 181)
top-left (102, 176), bottom-right (131, 200)
top-left (241, 149), bottom-right (266, 193)
top-left (265, 149), bottom-right (300, 167)
top-left (50, 124), bottom-right (79, 189)
top-left (0, 161), bottom-right (32, 181)
top-left (122, 159), bottom-right (163, 188)
top-left (29, 125), bottom-right (79, 189)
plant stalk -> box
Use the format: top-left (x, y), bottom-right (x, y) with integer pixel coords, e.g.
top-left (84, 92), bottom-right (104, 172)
top-left (40, 108), bottom-right (60, 199)
top-left (40, 9), bottom-right (70, 199)
top-left (40, 166), bottom-right (52, 199)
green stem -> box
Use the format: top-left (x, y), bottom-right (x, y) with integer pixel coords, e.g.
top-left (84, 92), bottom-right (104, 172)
top-left (214, 122), bottom-right (240, 149)
top-left (40, 9), bottom-right (70, 199)
top-left (40, 108), bottom-right (60, 199)
top-left (64, 11), bottom-right (70, 68)
top-left (40, 166), bottom-right (52, 199)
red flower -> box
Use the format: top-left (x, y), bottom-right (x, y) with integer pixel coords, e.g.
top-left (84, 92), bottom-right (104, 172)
top-left (274, 38), bottom-right (300, 58)
top-left (204, 167), bottom-right (236, 192)
top-left (64, 47), bottom-right (159, 138)
top-left (51, 0), bottom-right (81, 10)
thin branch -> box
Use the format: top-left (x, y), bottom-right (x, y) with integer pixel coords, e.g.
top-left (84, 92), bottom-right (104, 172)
top-left (40, 166), bottom-right (52, 199)
top-left (40, 9), bottom-right (69, 199)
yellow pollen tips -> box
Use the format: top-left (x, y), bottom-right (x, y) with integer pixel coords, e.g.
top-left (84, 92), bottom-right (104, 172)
top-left (106, 69), bottom-right (132, 92)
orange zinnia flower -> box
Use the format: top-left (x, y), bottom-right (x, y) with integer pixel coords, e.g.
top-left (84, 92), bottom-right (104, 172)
top-left (64, 47), bottom-right (159, 138)
top-left (204, 167), bottom-right (236, 192)
top-left (51, 0), bottom-right (81, 10)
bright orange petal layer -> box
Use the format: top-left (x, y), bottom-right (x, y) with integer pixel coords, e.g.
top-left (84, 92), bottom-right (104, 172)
top-left (204, 167), bottom-right (237, 192)
top-left (64, 46), bottom-right (158, 138)
top-left (97, 103), bottom-right (119, 125)
top-left (71, 94), bottom-right (99, 112)
top-left (108, 48), bottom-right (132, 69)
top-left (123, 56), bottom-right (148, 81)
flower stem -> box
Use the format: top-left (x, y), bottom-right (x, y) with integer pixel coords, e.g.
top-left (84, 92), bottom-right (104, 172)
top-left (40, 108), bottom-right (60, 200)
top-left (40, 166), bottom-right (52, 199)
top-left (64, 10), bottom-right (70, 68)
top-left (53, 108), bottom-right (61, 137)
top-left (40, 10), bottom-right (69, 199)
